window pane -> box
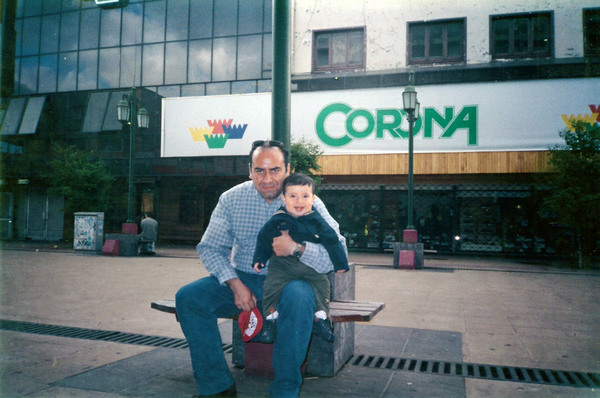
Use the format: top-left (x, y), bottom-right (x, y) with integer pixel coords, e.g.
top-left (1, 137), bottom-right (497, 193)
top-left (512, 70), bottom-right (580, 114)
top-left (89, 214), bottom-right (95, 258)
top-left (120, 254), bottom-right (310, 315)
top-left (80, 8), bottom-right (100, 50)
top-left (429, 24), bottom-right (443, 57)
top-left (190, 0), bottom-right (213, 39)
top-left (585, 10), bottom-right (600, 55)
top-left (39, 54), bottom-right (57, 92)
top-left (122, 3), bottom-right (143, 46)
top-left (214, 0), bottom-right (237, 37)
top-left (206, 82), bottom-right (230, 95)
top-left (348, 30), bottom-right (363, 64)
top-left (144, 1), bottom-right (165, 43)
top-left (142, 43), bottom-right (164, 86)
top-left (316, 34), bottom-right (330, 67)
top-left (42, 0), bottom-right (61, 14)
top-left (0, 98), bottom-right (26, 135)
top-left (120, 46), bottom-right (141, 87)
top-left (212, 37), bottom-right (236, 81)
top-left (532, 15), bottom-right (550, 53)
top-left (166, 0), bottom-right (189, 41)
top-left (78, 49), bottom-right (98, 90)
top-left (165, 41), bottom-right (187, 84)
top-left (60, 11), bottom-right (79, 51)
top-left (100, 8), bottom-right (121, 47)
top-left (181, 83), bottom-right (205, 96)
top-left (102, 90), bottom-right (130, 131)
top-left (331, 33), bottom-right (347, 65)
top-left (22, 17), bottom-right (41, 56)
top-left (513, 18), bottom-right (529, 53)
top-left (494, 19), bottom-right (510, 54)
top-left (232, 80), bottom-right (256, 94)
top-left (20, 56), bottom-right (38, 94)
top-left (188, 39), bottom-right (212, 82)
top-left (157, 85), bottom-right (180, 97)
top-left (19, 96), bottom-right (46, 134)
top-left (40, 14), bottom-right (59, 54)
top-left (99, 48), bottom-right (120, 88)
top-left (24, 0), bottom-right (42, 17)
top-left (263, 0), bottom-right (271, 32)
top-left (82, 91), bottom-right (109, 133)
top-left (411, 25), bottom-right (425, 59)
top-left (263, 33), bottom-right (272, 71)
top-left (447, 22), bottom-right (463, 57)
top-left (239, 0), bottom-right (263, 35)
top-left (58, 52), bottom-right (77, 92)
top-left (237, 35), bottom-right (262, 80)
top-left (62, 0), bottom-right (80, 12)
top-left (15, 19), bottom-right (22, 57)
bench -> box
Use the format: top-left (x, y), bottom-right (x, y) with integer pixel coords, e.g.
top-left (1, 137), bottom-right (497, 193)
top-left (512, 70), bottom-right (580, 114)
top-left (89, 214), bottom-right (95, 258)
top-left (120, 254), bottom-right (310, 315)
top-left (151, 264), bottom-right (385, 377)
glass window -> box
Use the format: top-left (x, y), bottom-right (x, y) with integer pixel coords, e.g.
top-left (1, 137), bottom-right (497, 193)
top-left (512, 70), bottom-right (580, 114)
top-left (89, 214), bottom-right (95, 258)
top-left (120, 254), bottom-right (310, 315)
top-left (142, 43), bottom-right (164, 86)
top-left (80, 8), bottom-right (100, 50)
top-left (190, 0), bottom-right (213, 39)
top-left (40, 14), bottom-right (59, 54)
top-left (144, 1), bottom-right (165, 43)
top-left (237, 35), bottom-right (261, 80)
top-left (15, 19), bottom-right (22, 57)
top-left (188, 39), bottom-right (212, 82)
top-left (19, 96), bottom-right (46, 134)
top-left (122, 3), bottom-right (143, 46)
top-left (0, 98), bottom-right (27, 135)
top-left (102, 90), bottom-right (130, 131)
top-left (99, 48), bottom-right (120, 88)
top-left (263, 0), bottom-right (271, 32)
top-left (239, 0), bottom-right (263, 35)
top-left (100, 8), bottom-right (121, 47)
top-left (167, 0), bottom-right (189, 41)
top-left (39, 54), bottom-right (58, 92)
top-left (491, 12), bottom-right (553, 59)
top-left (19, 56), bottom-right (38, 94)
top-left (157, 85), bottom-right (180, 97)
top-left (62, 0), bottom-right (80, 11)
top-left (58, 51), bottom-right (77, 92)
top-left (313, 28), bottom-right (364, 72)
top-left (60, 11), bottom-right (80, 52)
top-left (232, 80), bottom-right (256, 94)
top-left (82, 91), bottom-right (109, 133)
top-left (120, 46), bottom-right (141, 87)
top-left (206, 82), bottom-right (230, 95)
top-left (13, 58), bottom-right (20, 93)
top-left (214, 0), bottom-right (237, 37)
top-left (24, 0), bottom-right (43, 17)
top-left (584, 9), bottom-right (600, 56)
top-left (165, 41), bottom-right (187, 84)
top-left (212, 37), bottom-right (236, 81)
top-left (182, 84), bottom-right (204, 96)
top-left (42, 0), bottom-right (62, 14)
top-left (78, 49), bottom-right (98, 90)
top-left (22, 17), bottom-right (41, 56)
top-left (408, 19), bottom-right (465, 64)
top-left (262, 33), bottom-right (272, 72)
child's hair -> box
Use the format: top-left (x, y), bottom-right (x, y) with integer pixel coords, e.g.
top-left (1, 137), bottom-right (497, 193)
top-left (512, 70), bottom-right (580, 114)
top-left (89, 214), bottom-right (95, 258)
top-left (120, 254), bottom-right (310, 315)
top-left (282, 173), bottom-right (314, 195)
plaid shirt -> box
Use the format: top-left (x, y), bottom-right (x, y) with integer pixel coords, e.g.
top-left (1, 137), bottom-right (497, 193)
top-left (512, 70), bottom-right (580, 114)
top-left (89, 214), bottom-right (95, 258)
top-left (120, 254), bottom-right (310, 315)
top-left (197, 181), bottom-right (347, 284)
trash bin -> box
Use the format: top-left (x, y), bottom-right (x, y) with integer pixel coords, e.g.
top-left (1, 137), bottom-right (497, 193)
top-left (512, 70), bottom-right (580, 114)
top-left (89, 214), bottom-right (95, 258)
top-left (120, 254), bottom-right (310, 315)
top-left (73, 212), bottom-right (104, 252)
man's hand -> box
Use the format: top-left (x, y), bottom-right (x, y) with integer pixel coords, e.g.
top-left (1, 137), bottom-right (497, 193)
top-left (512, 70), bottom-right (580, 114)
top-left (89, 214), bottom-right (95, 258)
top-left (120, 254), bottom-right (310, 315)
top-left (273, 230), bottom-right (301, 257)
top-left (226, 278), bottom-right (257, 312)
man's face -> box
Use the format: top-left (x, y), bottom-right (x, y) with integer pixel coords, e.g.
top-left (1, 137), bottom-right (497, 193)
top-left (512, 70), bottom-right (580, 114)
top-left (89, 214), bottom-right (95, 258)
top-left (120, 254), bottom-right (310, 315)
top-left (249, 147), bottom-right (290, 202)
top-left (281, 184), bottom-right (315, 218)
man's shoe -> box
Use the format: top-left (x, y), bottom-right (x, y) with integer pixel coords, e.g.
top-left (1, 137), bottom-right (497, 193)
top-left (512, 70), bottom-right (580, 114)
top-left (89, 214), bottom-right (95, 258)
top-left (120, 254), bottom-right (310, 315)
top-left (193, 383), bottom-right (237, 397)
top-left (250, 319), bottom-right (276, 343)
top-left (313, 318), bottom-right (334, 342)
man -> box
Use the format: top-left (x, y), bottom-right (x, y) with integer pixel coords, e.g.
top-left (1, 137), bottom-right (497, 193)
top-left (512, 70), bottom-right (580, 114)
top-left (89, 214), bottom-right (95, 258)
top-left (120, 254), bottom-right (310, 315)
top-left (139, 212), bottom-right (158, 254)
top-left (175, 140), bottom-right (346, 397)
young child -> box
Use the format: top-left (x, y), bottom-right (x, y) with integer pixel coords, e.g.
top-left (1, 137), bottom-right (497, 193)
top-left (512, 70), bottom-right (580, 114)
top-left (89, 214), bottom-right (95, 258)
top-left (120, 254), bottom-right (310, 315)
top-left (253, 173), bottom-right (349, 342)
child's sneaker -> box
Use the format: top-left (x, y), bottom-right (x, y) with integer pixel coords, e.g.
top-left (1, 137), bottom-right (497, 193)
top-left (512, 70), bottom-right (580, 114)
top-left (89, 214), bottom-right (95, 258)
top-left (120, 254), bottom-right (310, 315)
top-left (313, 318), bottom-right (334, 342)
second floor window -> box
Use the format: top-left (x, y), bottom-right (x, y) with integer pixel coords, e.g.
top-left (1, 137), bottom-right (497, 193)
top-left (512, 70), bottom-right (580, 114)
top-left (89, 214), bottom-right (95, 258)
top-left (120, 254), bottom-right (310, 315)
top-left (313, 28), bottom-right (364, 72)
top-left (408, 19), bottom-right (465, 64)
top-left (584, 8), bottom-right (600, 57)
top-left (491, 12), bottom-right (553, 59)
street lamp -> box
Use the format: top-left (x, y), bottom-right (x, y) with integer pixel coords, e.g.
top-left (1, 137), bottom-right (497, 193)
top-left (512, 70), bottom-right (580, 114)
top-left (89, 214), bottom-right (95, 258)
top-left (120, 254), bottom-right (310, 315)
top-left (403, 72), bottom-right (418, 231)
top-left (117, 87), bottom-right (149, 224)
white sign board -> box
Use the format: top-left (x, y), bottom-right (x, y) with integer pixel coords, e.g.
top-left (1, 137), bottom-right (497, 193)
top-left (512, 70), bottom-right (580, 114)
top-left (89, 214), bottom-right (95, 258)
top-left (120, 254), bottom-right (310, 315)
top-left (161, 78), bottom-right (600, 157)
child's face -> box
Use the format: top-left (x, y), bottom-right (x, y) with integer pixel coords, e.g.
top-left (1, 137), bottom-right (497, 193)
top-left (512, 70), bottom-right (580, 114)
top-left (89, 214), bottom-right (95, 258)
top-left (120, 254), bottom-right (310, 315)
top-left (281, 184), bottom-right (315, 217)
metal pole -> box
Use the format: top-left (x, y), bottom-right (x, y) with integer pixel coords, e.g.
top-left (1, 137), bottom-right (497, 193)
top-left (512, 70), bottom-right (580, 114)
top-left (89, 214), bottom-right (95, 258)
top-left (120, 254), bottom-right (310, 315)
top-left (407, 111), bottom-right (414, 229)
top-left (271, 0), bottom-right (291, 151)
top-left (126, 87), bottom-right (136, 223)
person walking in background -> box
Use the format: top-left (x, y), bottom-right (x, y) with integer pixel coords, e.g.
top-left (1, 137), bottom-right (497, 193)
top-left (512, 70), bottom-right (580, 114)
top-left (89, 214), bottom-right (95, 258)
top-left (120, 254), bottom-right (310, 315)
top-left (139, 212), bottom-right (158, 255)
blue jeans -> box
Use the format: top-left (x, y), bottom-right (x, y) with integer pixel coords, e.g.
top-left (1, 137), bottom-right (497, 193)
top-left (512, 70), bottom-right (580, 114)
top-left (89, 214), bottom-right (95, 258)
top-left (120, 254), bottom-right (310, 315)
top-left (175, 272), bottom-right (315, 397)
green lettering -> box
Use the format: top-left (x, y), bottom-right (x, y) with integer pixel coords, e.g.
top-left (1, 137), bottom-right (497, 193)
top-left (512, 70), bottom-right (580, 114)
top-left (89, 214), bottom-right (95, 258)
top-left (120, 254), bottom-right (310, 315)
top-left (315, 103), bottom-right (352, 147)
top-left (376, 109), bottom-right (401, 138)
top-left (346, 109), bottom-right (374, 139)
top-left (424, 107), bottom-right (454, 139)
top-left (441, 106), bottom-right (478, 145)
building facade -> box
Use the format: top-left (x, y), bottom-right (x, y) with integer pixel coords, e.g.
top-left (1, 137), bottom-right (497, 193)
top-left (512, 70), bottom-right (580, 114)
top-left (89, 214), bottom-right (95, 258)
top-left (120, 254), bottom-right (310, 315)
top-left (1, 0), bottom-right (599, 255)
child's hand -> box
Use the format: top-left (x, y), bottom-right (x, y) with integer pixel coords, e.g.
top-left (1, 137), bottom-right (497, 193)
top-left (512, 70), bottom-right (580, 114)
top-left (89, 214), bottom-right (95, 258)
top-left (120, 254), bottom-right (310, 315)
top-left (336, 269), bottom-right (346, 273)
top-left (254, 263), bottom-right (264, 273)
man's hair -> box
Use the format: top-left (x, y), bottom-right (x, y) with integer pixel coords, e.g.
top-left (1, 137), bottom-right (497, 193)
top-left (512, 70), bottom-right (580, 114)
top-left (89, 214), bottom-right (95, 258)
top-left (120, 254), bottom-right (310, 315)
top-left (282, 173), bottom-right (314, 195)
top-left (249, 140), bottom-right (289, 166)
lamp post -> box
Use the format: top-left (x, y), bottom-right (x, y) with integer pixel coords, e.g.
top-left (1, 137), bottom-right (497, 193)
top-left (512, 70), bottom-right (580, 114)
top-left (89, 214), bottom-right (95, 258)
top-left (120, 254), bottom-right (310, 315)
top-left (402, 72), bottom-right (419, 231)
top-left (117, 87), bottom-right (149, 224)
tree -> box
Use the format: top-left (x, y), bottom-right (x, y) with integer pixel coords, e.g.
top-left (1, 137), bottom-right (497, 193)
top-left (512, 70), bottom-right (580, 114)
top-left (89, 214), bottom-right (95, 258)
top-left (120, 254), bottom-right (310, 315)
top-left (43, 144), bottom-right (114, 240)
top-left (290, 137), bottom-right (323, 186)
top-left (545, 120), bottom-right (600, 267)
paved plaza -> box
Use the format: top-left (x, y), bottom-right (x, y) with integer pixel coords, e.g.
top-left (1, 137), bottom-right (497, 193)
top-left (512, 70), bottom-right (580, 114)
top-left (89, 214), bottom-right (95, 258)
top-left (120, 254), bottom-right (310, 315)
top-left (1, 242), bottom-right (599, 397)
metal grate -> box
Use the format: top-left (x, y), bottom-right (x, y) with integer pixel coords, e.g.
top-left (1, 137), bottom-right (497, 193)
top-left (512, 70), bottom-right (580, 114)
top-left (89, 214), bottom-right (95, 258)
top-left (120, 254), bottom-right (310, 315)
top-left (0, 319), bottom-right (233, 353)
top-left (350, 354), bottom-right (600, 389)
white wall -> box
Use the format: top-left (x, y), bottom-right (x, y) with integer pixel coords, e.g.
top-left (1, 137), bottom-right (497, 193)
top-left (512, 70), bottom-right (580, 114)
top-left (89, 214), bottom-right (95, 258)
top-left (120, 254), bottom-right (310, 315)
top-left (292, 0), bottom-right (597, 75)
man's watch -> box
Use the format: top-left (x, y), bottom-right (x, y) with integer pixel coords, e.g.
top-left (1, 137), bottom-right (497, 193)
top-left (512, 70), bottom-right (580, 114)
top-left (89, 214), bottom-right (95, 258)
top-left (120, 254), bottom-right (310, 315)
top-left (292, 243), bottom-right (303, 258)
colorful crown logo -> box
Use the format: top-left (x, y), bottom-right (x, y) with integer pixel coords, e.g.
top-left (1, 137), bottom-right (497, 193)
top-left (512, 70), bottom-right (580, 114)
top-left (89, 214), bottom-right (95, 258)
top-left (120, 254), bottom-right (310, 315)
top-left (207, 119), bottom-right (233, 135)
top-left (205, 134), bottom-right (229, 148)
top-left (188, 118), bottom-right (248, 149)
top-left (189, 126), bottom-right (214, 142)
top-left (223, 124), bottom-right (248, 139)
